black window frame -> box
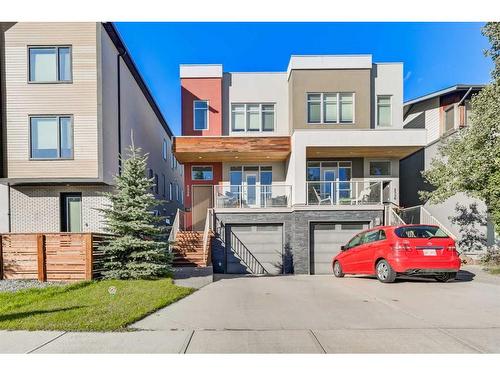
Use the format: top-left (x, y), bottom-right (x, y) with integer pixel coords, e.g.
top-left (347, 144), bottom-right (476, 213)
top-left (29, 115), bottom-right (74, 160)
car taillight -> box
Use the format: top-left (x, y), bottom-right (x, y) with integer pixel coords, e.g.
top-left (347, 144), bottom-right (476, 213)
top-left (392, 242), bottom-right (411, 252)
top-left (447, 244), bottom-right (459, 255)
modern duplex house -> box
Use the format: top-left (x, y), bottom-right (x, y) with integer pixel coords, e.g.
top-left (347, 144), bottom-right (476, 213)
top-left (400, 84), bottom-right (497, 252)
top-left (172, 55), bottom-right (428, 275)
top-left (0, 22), bottom-right (183, 234)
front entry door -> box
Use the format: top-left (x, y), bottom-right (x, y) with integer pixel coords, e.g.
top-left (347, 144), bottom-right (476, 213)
top-left (192, 185), bottom-right (213, 231)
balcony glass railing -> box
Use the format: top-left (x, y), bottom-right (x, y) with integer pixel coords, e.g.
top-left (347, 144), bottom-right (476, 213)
top-left (215, 184), bottom-right (292, 209)
top-left (305, 180), bottom-right (383, 206)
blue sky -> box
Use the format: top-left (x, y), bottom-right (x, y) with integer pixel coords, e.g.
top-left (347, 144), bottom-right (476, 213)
top-left (114, 22), bottom-right (492, 136)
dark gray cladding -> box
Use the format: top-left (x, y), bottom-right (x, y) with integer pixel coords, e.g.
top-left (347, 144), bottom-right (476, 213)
top-left (213, 209), bottom-right (383, 275)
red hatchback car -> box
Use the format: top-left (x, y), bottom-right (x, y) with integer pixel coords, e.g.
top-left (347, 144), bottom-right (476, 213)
top-left (332, 225), bottom-right (461, 283)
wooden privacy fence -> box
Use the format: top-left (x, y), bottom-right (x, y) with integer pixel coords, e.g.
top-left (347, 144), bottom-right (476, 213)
top-left (0, 233), bottom-right (111, 282)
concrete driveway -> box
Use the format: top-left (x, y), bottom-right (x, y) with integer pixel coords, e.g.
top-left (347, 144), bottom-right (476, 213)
top-left (2, 266), bottom-right (500, 353)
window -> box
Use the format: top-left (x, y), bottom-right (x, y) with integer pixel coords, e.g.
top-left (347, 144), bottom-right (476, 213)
top-left (231, 103), bottom-right (275, 132)
top-left (361, 229), bottom-right (384, 244)
top-left (191, 166), bottom-right (213, 180)
top-left (464, 100), bottom-right (473, 125)
top-left (29, 46), bottom-right (71, 82)
top-left (444, 106), bottom-right (455, 132)
top-left (154, 174), bottom-right (159, 194)
top-left (171, 153), bottom-right (175, 169)
top-left (162, 174), bottom-right (166, 197)
top-left (162, 139), bottom-right (168, 161)
top-left (307, 93), bottom-right (354, 124)
top-left (377, 95), bottom-right (392, 127)
top-left (60, 193), bottom-right (82, 232)
top-left (346, 234), bottom-right (362, 250)
top-left (193, 100), bottom-right (208, 130)
top-left (174, 183), bottom-right (179, 202)
top-left (369, 161), bottom-right (391, 176)
top-left (395, 226), bottom-right (449, 239)
top-left (30, 116), bottom-right (73, 159)
top-left (169, 183), bottom-right (173, 200)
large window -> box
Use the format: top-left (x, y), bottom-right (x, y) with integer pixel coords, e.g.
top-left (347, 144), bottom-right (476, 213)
top-left (377, 95), bottom-right (392, 127)
top-left (29, 46), bottom-right (72, 82)
top-left (162, 139), bottom-right (168, 161)
top-left (193, 100), bottom-right (209, 130)
top-left (231, 103), bottom-right (275, 132)
top-left (307, 93), bottom-right (354, 124)
top-left (369, 161), bottom-right (391, 176)
top-left (192, 166), bottom-right (213, 180)
top-left (30, 116), bottom-right (73, 159)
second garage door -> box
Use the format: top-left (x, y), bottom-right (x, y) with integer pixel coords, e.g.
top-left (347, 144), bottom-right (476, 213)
top-left (228, 224), bottom-right (283, 275)
top-left (310, 222), bottom-right (369, 275)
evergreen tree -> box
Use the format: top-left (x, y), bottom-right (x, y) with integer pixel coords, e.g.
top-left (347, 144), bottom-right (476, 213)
top-left (421, 22), bottom-right (500, 232)
top-left (99, 144), bottom-right (172, 279)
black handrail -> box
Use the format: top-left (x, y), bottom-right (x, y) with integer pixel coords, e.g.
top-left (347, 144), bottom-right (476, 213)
top-left (214, 217), bottom-right (268, 275)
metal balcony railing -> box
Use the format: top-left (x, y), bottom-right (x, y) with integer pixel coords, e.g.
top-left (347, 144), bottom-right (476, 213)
top-left (214, 184), bottom-right (292, 209)
top-left (305, 180), bottom-right (383, 206)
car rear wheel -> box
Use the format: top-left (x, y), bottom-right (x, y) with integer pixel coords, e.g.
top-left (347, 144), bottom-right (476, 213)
top-left (376, 259), bottom-right (397, 283)
top-left (434, 272), bottom-right (457, 282)
top-left (333, 261), bottom-right (344, 278)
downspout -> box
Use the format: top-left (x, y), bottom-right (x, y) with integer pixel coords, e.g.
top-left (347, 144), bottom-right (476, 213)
top-left (7, 182), bottom-right (11, 232)
top-left (117, 50), bottom-right (126, 174)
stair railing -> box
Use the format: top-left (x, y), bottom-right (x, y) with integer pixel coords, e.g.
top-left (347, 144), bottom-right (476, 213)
top-left (420, 206), bottom-right (456, 240)
top-left (168, 209), bottom-right (185, 246)
top-left (388, 206), bottom-right (406, 226)
top-left (213, 216), bottom-right (268, 275)
top-left (202, 208), bottom-right (213, 265)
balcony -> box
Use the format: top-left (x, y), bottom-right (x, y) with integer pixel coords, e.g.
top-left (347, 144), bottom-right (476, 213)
top-left (214, 184), bottom-right (292, 209)
top-left (305, 181), bottom-right (383, 206)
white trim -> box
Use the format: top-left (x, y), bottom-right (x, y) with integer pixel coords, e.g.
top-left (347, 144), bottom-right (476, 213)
top-left (193, 100), bottom-right (209, 131)
top-left (376, 95), bottom-right (392, 128)
top-left (180, 64), bottom-right (222, 78)
top-left (306, 92), bottom-right (355, 125)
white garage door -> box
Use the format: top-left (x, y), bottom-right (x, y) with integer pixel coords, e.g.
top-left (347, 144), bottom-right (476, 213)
top-left (228, 224), bottom-right (283, 275)
top-left (311, 222), bottom-right (369, 275)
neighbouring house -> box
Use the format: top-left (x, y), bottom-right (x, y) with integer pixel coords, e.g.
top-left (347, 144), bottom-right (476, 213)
top-left (172, 55), bottom-right (430, 275)
top-left (400, 84), bottom-right (496, 255)
top-left (0, 22), bottom-right (184, 234)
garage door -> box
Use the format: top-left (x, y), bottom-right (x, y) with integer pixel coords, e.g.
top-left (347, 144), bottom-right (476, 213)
top-left (228, 224), bottom-right (283, 275)
top-left (310, 222), bottom-right (369, 275)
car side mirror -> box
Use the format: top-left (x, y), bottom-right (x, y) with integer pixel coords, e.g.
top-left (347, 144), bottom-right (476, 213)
top-left (341, 245), bottom-right (346, 251)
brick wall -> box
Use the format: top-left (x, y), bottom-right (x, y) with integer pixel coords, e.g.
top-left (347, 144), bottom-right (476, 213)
top-left (10, 185), bottom-right (114, 233)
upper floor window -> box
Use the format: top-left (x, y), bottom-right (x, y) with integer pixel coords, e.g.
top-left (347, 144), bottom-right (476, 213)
top-left (154, 173), bottom-right (159, 194)
top-left (307, 93), bottom-right (354, 124)
top-left (30, 116), bottom-right (73, 159)
top-left (162, 174), bottom-right (166, 197)
top-left (231, 103), bottom-right (275, 132)
top-left (376, 95), bottom-right (392, 127)
top-left (162, 139), bottom-right (168, 161)
top-left (369, 161), bottom-right (391, 176)
top-left (193, 100), bottom-right (209, 130)
top-left (29, 46), bottom-right (72, 83)
top-left (192, 166), bottom-right (213, 181)
top-left (464, 100), bottom-right (472, 126)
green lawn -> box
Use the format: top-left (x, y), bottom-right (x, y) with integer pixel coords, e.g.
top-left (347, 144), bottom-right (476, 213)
top-left (0, 279), bottom-right (193, 331)
top-left (486, 266), bottom-right (500, 275)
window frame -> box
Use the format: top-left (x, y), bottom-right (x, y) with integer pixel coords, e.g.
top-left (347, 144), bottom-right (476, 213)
top-left (193, 100), bottom-right (209, 131)
top-left (306, 92), bottom-right (355, 125)
top-left (444, 105), bottom-right (456, 133)
top-left (28, 45), bottom-right (73, 84)
top-left (191, 165), bottom-right (214, 181)
top-left (230, 103), bottom-right (276, 133)
top-left (376, 95), bottom-right (392, 127)
top-left (368, 160), bottom-right (392, 177)
top-left (29, 115), bottom-right (74, 160)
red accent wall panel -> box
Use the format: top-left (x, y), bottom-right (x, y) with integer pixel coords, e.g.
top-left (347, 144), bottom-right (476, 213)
top-left (181, 78), bottom-right (222, 136)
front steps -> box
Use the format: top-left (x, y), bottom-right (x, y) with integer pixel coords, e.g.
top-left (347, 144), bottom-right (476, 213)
top-left (171, 231), bottom-right (211, 267)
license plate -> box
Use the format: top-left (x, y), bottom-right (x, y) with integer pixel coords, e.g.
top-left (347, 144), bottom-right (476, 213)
top-left (423, 249), bottom-right (437, 256)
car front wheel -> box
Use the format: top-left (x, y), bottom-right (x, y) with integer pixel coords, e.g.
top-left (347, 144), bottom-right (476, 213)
top-left (434, 272), bottom-right (457, 282)
top-left (333, 261), bottom-right (344, 278)
top-left (376, 259), bottom-right (397, 283)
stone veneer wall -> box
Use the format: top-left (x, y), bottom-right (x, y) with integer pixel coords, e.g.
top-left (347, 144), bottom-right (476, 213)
top-left (9, 185), bottom-right (114, 233)
top-left (214, 209), bottom-right (384, 274)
